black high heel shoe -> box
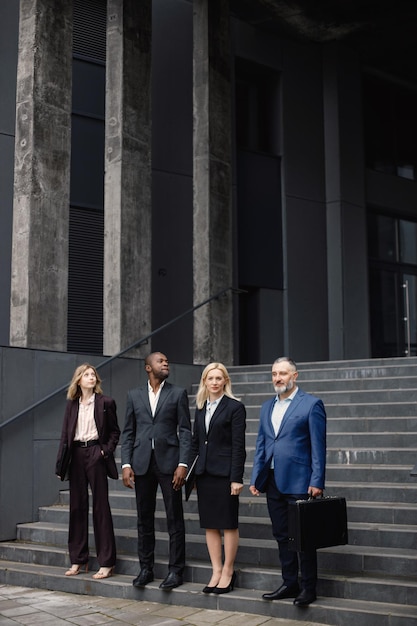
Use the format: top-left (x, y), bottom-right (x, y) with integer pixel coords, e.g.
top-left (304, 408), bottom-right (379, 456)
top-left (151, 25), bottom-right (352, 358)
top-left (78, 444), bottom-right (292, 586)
top-left (202, 584), bottom-right (217, 593)
top-left (212, 571), bottom-right (236, 594)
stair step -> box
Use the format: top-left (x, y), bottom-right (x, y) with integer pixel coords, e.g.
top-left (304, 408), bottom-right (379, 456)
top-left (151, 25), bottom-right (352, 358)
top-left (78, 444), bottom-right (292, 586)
top-left (0, 559), bottom-right (416, 626)
top-left (13, 521), bottom-right (417, 572)
top-left (48, 497), bottom-right (417, 525)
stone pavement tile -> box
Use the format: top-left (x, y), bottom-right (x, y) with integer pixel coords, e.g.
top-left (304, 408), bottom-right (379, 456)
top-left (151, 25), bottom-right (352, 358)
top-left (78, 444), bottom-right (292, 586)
top-left (5, 612), bottom-right (59, 625)
top-left (216, 614), bottom-right (270, 626)
top-left (149, 605), bottom-right (203, 620)
top-left (104, 600), bottom-right (174, 618)
top-left (63, 612), bottom-right (121, 625)
top-left (0, 602), bottom-right (22, 612)
top-left (0, 619), bottom-right (19, 625)
top-left (102, 609), bottom-right (184, 625)
top-left (261, 621), bottom-right (325, 626)
top-left (177, 609), bottom-right (234, 624)
top-left (0, 606), bottom-right (37, 619)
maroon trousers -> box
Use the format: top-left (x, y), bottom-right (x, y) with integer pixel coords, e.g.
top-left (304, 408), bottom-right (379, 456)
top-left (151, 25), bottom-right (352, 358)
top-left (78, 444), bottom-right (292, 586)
top-left (68, 445), bottom-right (116, 567)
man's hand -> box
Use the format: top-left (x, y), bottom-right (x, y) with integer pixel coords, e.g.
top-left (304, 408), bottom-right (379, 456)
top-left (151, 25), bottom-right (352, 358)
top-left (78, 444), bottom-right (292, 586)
top-left (308, 486), bottom-right (323, 498)
top-left (172, 465), bottom-right (187, 490)
top-left (249, 485), bottom-right (260, 496)
top-left (122, 467), bottom-right (135, 489)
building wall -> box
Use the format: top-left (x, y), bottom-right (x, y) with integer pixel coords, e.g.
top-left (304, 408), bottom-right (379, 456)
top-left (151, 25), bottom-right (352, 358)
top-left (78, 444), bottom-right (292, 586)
top-left (1, 0), bottom-right (417, 364)
top-left (0, 0), bottom-right (19, 347)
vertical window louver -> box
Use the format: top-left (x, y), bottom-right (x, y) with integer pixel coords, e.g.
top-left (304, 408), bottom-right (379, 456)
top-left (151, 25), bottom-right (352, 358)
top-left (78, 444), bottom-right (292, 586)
top-left (68, 0), bottom-right (106, 354)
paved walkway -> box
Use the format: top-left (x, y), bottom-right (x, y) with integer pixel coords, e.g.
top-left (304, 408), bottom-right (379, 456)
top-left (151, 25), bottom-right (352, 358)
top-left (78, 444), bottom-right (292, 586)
top-left (0, 585), bottom-right (326, 626)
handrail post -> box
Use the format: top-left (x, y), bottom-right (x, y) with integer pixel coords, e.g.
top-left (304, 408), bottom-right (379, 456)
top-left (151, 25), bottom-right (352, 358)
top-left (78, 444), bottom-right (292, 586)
top-left (402, 280), bottom-right (411, 357)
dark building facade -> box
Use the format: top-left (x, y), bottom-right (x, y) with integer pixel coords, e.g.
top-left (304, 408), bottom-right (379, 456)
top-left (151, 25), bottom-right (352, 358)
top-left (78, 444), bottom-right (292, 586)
top-left (1, 0), bottom-right (417, 366)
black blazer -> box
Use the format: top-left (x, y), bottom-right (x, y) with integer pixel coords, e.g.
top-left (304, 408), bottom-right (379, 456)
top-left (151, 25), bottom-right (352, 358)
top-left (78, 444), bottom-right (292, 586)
top-left (121, 382), bottom-right (192, 475)
top-left (191, 395), bottom-right (246, 483)
top-left (55, 394), bottom-right (120, 479)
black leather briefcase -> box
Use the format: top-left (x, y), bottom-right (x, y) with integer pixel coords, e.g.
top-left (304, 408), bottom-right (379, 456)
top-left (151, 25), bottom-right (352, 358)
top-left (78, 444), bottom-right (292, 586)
top-left (288, 496), bottom-right (348, 552)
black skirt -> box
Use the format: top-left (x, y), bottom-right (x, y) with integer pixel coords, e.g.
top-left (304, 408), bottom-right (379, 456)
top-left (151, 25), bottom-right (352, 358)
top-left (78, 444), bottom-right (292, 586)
top-left (196, 473), bottom-right (239, 529)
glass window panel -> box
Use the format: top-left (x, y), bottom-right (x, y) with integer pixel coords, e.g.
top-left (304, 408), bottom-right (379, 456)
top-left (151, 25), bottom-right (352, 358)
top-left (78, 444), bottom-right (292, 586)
top-left (369, 268), bottom-right (400, 356)
top-left (368, 214), bottom-right (397, 262)
top-left (399, 220), bottom-right (417, 265)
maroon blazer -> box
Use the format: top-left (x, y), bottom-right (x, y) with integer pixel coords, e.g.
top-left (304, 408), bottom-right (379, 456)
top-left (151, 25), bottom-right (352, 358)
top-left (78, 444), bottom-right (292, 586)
top-left (56, 394), bottom-right (120, 479)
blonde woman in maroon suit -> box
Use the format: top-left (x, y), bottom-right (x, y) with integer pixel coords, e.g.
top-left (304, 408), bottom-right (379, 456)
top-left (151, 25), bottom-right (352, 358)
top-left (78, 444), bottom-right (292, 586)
top-left (190, 363), bottom-right (246, 594)
top-left (56, 363), bottom-right (120, 579)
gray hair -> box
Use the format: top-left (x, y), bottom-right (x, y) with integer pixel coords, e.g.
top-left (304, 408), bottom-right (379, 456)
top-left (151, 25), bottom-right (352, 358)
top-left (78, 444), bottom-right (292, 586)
top-left (273, 357), bottom-right (297, 371)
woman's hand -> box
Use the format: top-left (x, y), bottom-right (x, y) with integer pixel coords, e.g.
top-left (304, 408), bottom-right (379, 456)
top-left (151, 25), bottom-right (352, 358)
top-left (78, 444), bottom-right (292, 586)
top-left (230, 482), bottom-right (243, 496)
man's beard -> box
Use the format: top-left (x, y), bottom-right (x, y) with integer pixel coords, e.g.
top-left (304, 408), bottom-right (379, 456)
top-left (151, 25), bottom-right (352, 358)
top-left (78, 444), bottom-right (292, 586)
top-left (274, 379), bottom-right (294, 395)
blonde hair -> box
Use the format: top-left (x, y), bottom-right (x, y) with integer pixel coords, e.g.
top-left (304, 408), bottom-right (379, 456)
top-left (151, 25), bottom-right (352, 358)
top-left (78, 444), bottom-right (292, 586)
top-left (196, 362), bottom-right (238, 409)
top-left (67, 363), bottom-right (103, 400)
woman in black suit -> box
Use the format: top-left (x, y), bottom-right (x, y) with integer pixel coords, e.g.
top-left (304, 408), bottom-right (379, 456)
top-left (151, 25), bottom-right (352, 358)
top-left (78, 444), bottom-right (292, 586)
top-left (56, 363), bottom-right (120, 579)
top-left (191, 362), bottom-right (246, 594)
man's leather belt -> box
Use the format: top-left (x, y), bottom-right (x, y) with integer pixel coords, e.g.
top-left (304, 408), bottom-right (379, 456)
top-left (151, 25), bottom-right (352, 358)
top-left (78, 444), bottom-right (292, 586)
top-left (73, 440), bottom-right (100, 448)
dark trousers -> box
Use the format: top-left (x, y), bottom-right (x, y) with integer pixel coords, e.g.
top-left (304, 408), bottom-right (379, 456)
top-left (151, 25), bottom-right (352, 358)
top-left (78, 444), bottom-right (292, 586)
top-left (134, 452), bottom-right (185, 574)
top-left (266, 471), bottom-right (317, 592)
top-left (68, 445), bottom-right (116, 567)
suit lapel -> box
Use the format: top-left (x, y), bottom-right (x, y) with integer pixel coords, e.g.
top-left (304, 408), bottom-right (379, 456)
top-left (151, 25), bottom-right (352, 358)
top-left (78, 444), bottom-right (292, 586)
top-left (138, 386), bottom-right (152, 417)
top-left (265, 397), bottom-right (277, 438)
top-left (153, 382), bottom-right (171, 419)
top-left (69, 400), bottom-right (79, 441)
top-left (94, 394), bottom-right (104, 435)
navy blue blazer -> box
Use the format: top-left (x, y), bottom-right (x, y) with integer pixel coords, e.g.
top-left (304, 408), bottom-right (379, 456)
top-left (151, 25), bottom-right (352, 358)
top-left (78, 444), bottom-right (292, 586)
top-left (250, 387), bottom-right (326, 494)
top-left (121, 382), bottom-right (191, 475)
top-left (191, 395), bottom-right (246, 483)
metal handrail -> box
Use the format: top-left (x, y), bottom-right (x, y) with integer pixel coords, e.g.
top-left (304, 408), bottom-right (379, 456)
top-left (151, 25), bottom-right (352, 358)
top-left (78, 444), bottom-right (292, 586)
top-left (0, 286), bottom-right (237, 430)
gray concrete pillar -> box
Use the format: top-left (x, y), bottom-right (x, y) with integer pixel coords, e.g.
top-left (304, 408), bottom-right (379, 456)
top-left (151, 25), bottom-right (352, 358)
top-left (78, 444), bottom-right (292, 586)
top-left (193, 0), bottom-right (234, 365)
top-left (323, 44), bottom-right (370, 359)
top-left (104, 0), bottom-right (152, 357)
top-left (10, 0), bottom-right (72, 350)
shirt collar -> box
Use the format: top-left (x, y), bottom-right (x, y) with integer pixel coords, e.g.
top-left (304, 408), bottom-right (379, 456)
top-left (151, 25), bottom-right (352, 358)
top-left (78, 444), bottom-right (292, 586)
top-left (276, 387), bottom-right (298, 403)
top-left (207, 394), bottom-right (223, 407)
top-left (148, 380), bottom-right (165, 394)
top-left (79, 393), bottom-right (95, 405)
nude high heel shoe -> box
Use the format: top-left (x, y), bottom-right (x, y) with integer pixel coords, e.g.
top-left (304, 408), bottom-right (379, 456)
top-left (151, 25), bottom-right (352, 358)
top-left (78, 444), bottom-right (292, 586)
top-left (65, 563), bottom-right (89, 576)
top-left (92, 566), bottom-right (114, 579)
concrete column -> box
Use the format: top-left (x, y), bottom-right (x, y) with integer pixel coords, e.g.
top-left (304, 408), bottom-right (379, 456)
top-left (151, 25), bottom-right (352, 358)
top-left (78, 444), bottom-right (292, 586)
top-left (323, 44), bottom-right (370, 359)
top-left (10, 0), bottom-right (72, 350)
top-left (193, 0), bottom-right (234, 365)
top-left (104, 0), bottom-right (152, 356)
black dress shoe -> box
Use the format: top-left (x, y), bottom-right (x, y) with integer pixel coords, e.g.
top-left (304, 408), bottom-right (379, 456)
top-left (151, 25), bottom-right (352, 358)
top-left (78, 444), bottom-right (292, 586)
top-left (293, 589), bottom-right (317, 606)
top-left (133, 568), bottom-right (154, 587)
top-left (262, 583), bottom-right (300, 601)
top-left (211, 571), bottom-right (236, 595)
top-left (202, 585), bottom-right (217, 593)
top-left (159, 571), bottom-right (183, 590)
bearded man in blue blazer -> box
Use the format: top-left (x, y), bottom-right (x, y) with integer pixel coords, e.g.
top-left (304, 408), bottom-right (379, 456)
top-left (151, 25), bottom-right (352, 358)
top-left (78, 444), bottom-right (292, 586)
top-left (250, 357), bottom-right (326, 607)
top-left (121, 352), bottom-right (191, 591)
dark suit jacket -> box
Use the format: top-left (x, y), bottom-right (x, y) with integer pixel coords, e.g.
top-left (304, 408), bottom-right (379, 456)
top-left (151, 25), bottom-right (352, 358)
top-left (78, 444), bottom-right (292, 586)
top-left (121, 381), bottom-right (192, 475)
top-left (250, 387), bottom-right (326, 494)
top-left (55, 394), bottom-right (120, 479)
top-left (191, 395), bottom-right (246, 483)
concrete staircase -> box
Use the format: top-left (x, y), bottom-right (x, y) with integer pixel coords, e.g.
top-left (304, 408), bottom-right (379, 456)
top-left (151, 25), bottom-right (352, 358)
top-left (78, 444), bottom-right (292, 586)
top-left (1, 357), bottom-right (417, 625)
